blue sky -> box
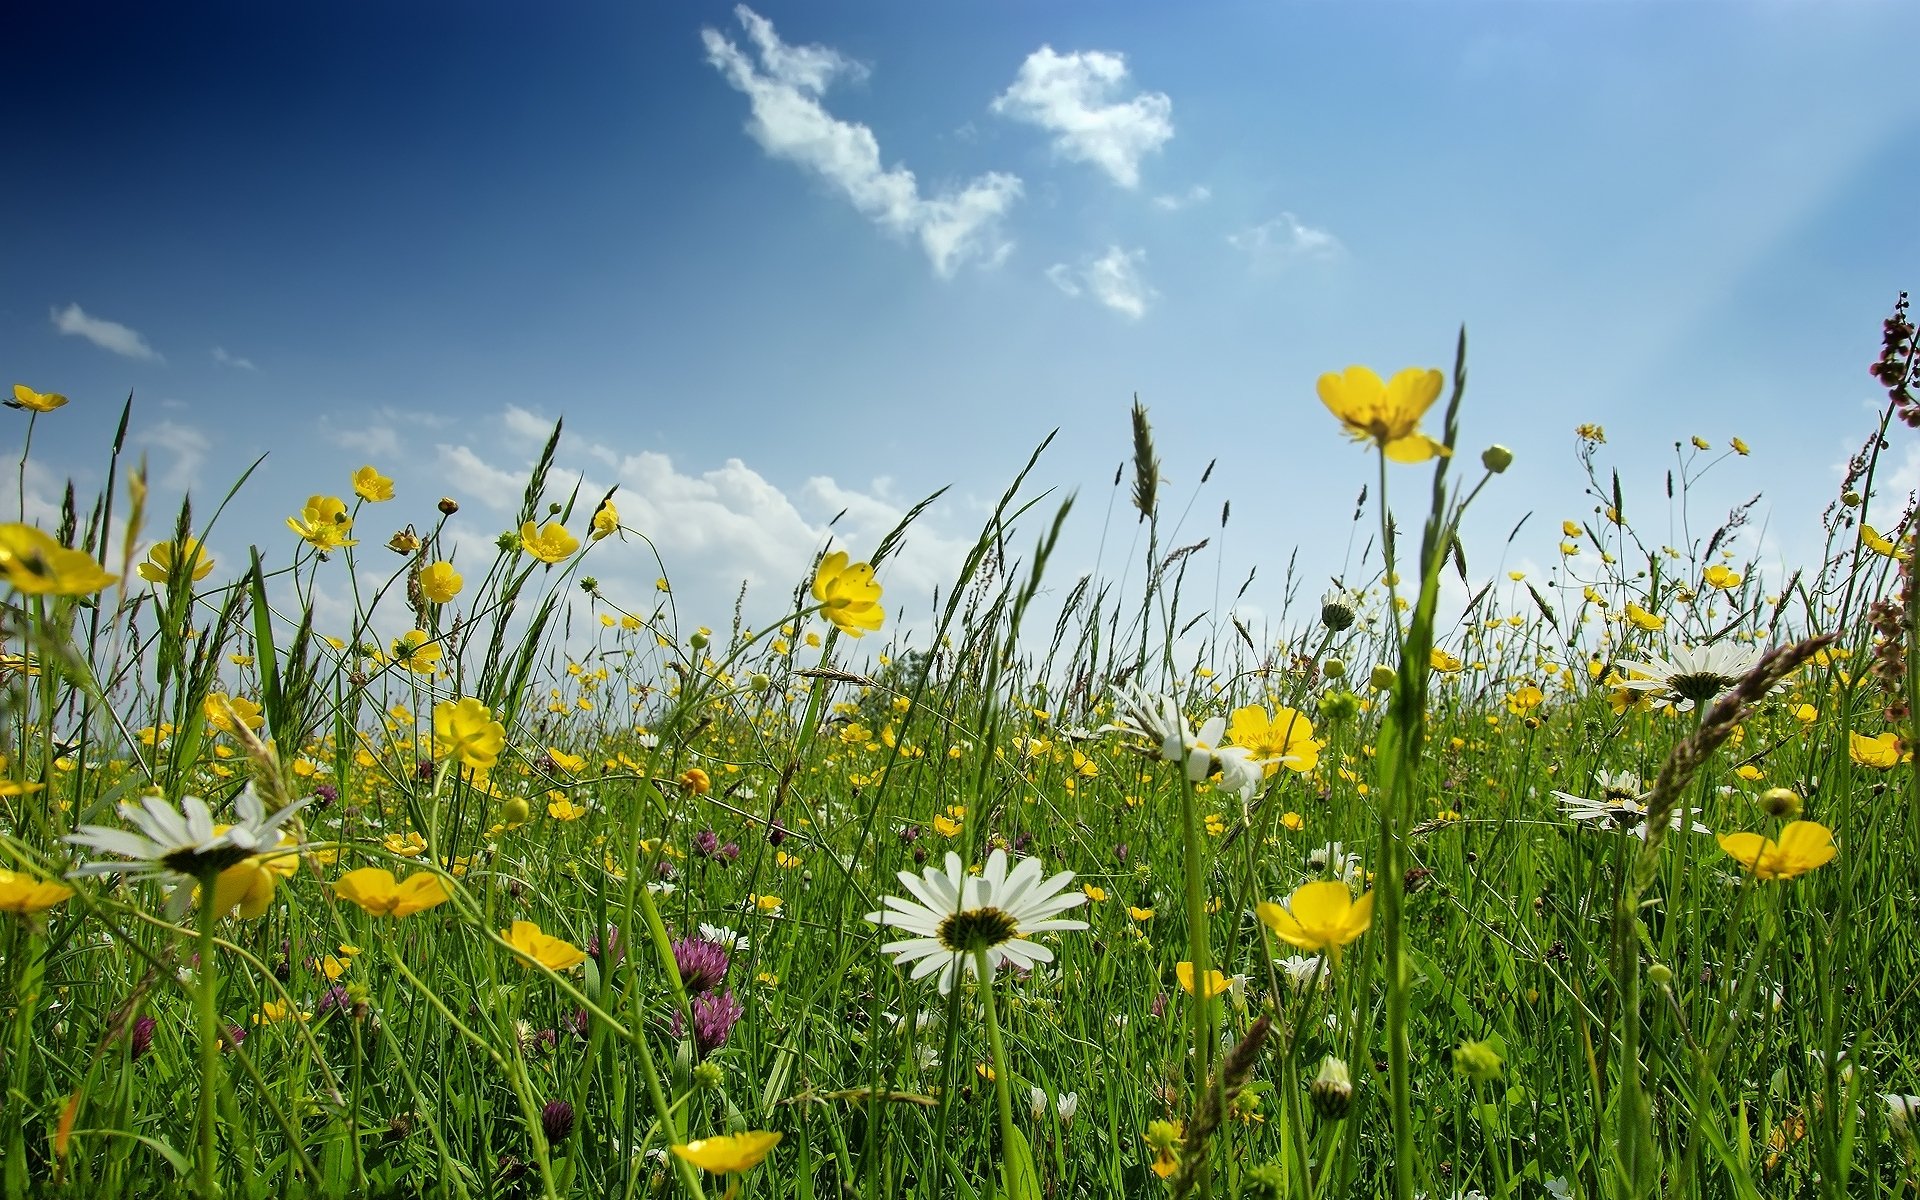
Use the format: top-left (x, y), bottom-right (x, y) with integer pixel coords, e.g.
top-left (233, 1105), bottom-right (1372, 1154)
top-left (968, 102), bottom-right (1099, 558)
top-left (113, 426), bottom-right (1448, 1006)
top-left (6, 2), bottom-right (1916, 651)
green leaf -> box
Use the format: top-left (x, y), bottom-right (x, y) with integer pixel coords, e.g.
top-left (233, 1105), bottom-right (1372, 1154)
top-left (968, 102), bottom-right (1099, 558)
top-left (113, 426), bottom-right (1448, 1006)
top-left (1002, 1124), bottom-right (1042, 1200)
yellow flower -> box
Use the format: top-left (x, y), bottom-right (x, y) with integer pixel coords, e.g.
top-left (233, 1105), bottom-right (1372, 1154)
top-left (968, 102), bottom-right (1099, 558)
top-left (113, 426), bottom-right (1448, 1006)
top-left (1862, 525), bottom-right (1902, 558)
top-left (931, 813), bottom-right (962, 838)
top-left (1625, 603), bottom-right (1665, 632)
top-left (753, 893), bottom-right (782, 913)
top-left (419, 561), bottom-right (463, 604)
top-left (333, 868), bottom-right (449, 917)
top-left (502, 920), bottom-right (588, 971)
top-left (1226, 705), bottom-right (1320, 772)
top-left (1505, 685), bottom-right (1544, 715)
top-left (679, 767), bottom-right (711, 795)
top-left (1257, 880), bottom-right (1375, 958)
top-left (1082, 884), bottom-right (1108, 902)
top-left (0, 868), bottom-right (74, 914)
top-left (1143, 1120), bottom-right (1183, 1179)
top-left (1129, 905), bottom-right (1154, 921)
top-left (0, 524), bottom-right (117, 595)
top-left (390, 630), bottom-right (441, 675)
top-left (209, 857), bottom-right (280, 919)
top-left (1849, 731), bottom-right (1902, 769)
top-left (1691, 435), bottom-right (1711, 451)
top-left (138, 538), bottom-right (215, 584)
top-left (547, 796), bottom-right (589, 821)
top-left (254, 999), bottom-right (307, 1025)
top-left (7, 384), bottom-right (68, 413)
top-left (1316, 365), bottom-right (1449, 463)
top-left (1717, 820), bottom-right (1836, 880)
top-left (287, 496), bottom-right (358, 552)
top-left (433, 697), bottom-right (506, 771)
top-left (1730, 436), bottom-right (1750, 455)
top-left (352, 466), bottom-right (395, 503)
top-left (1430, 648), bottom-right (1463, 673)
top-left (1703, 564), bottom-right (1742, 590)
top-left (671, 1130), bottom-right (782, 1174)
top-left (520, 521), bottom-right (579, 564)
top-left (811, 550), bottom-right (885, 638)
top-left (203, 692), bottom-right (265, 734)
top-left (590, 500), bottom-right (619, 541)
top-left (384, 831), bottom-right (429, 857)
top-left (1176, 961), bottom-right (1227, 999)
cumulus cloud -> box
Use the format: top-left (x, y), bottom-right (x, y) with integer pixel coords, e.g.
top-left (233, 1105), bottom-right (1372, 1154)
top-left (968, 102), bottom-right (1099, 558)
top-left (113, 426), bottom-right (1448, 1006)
top-left (51, 303), bottom-right (161, 361)
top-left (702, 5), bottom-right (1022, 277)
top-left (211, 346), bottom-right (257, 371)
top-left (1047, 246), bottom-right (1156, 319)
top-left (140, 420), bottom-right (211, 490)
top-left (992, 46), bottom-right (1173, 189)
top-left (1227, 213), bottom-right (1342, 264)
top-left (1152, 184), bottom-right (1211, 211)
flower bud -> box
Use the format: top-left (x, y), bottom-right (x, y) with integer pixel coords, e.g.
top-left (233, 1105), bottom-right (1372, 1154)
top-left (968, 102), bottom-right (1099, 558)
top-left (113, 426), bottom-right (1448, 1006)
top-left (1322, 658), bottom-right (1346, 680)
top-left (1481, 445), bottom-right (1515, 474)
top-left (1760, 787), bottom-right (1802, 819)
top-left (1453, 1038), bottom-right (1503, 1083)
top-left (750, 672), bottom-right (773, 692)
top-left (689, 630), bottom-right (710, 650)
top-left (1309, 1055), bottom-right (1353, 1119)
top-left (1369, 664), bottom-right (1398, 691)
top-left (438, 497), bottom-right (459, 515)
top-left (1647, 962), bottom-right (1674, 985)
top-left (1842, 490), bottom-right (1863, 508)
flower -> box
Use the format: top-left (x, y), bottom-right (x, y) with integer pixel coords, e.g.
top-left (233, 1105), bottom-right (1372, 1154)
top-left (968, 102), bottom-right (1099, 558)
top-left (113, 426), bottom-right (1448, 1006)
top-left (679, 767), bottom-right (711, 795)
top-left (390, 630), bottom-right (441, 676)
top-left (352, 466), bottom-right (395, 503)
top-left (433, 698), bottom-right (506, 771)
top-left (865, 849), bottom-right (1088, 993)
top-left (671, 1130), bottom-right (782, 1174)
top-left (1718, 820), bottom-right (1836, 880)
top-left (287, 496), bottom-right (358, 553)
top-left (1703, 564), bottom-right (1743, 590)
top-left (811, 550), bottom-right (885, 638)
top-left (1102, 682), bottom-right (1261, 796)
top-left (419, 561), bottom-right (463, 604)
top-left (1175, 961), bottom-right (1227, 999)
top-left (333, 868), bottom-right (449, 917)
top-left (7, 384), bottom-right (68, 413)
top-left (1862, 525), bottom-right (1903, 558)
top-left (1454, 1039), bottom-right (1504, 1083)
top-left (0, 868), bottom-right (74, 914)
top-left (138, 538), bottom-right (215, 584)
top-left (1310, 1055), bottom-right (1354, 1118)
top-left (520, 521), bottom-right (579, 564)
top-left (1849, 731), bottom-right (1902, 769)
top-left (541, 1099), bottom-right (574, 1144)
top-left (502, 920), bottom-right (588, 971)
top-left (590, 500), bottom-right (619, 541)
top-left (672, 988), bottom-right (744, 1054)
top-left (0, 524), bottom-right (117, 595)
top-left (1552, 770), bottom-right (1708, 838)
top-left (1612, 642), bottom-right (1763, 710)
top-left (1257, 880), bottom-right (1374, 958)
top-left (1226, 705), bottom-right (1320, 773)
top-left (671, 937), bottom-right (731, 994)
top-left (1316, 365), bottom-right (1449, 463)
top-left (1276, 954), bottom-right (1328, 991)
top-left (67, 787), bottom-right (308, 915)
top-left (1143, 1120), bottom-right (1183, 1179)
top-left (203, 692), bottom-right (264, 734)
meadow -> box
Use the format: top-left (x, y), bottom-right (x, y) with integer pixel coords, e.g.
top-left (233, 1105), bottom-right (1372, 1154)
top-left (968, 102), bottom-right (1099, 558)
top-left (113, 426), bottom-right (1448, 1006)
top-left (2, 299), bottom-right (1919, 1200)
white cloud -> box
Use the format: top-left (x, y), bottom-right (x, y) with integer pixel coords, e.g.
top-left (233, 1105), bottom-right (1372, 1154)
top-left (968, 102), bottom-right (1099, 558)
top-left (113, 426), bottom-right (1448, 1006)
top-left (1152, 184), bottom-right (1211, 211)
top-left (1048, 246), bottom-right (1155, 319)
top-left (436, 444), bottom-right (532, 511)
top-left (502, 405), bottom-right (560, 448)
top-left (140, 420), bottom-right (211, 491)
top-left (211, 346), bottom-right (257, 371)
top-left (1227, 213), bottom-right (1342, 264)
top-left (703, 6), bottom-right (1022, 277)
top-left (992, 46), bottom-right (1173, 189)
top-left (51, 303), bottom-right (161, 361)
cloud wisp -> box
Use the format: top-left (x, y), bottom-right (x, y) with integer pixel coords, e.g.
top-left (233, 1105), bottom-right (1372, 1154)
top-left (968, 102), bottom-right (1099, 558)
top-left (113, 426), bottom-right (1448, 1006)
top-left (993, 47), bottom-right (1173, 189)
top-left (51, 303), bottom-right (162, 361)
top-left (1047, 246), bottom-right (1156, 320)
top-left (702, 5), bottom-right (1022, 278)
top-left (212, 346), bottom-right (258, 371)
top-left (1227, 213), bottom-right (1342, 265)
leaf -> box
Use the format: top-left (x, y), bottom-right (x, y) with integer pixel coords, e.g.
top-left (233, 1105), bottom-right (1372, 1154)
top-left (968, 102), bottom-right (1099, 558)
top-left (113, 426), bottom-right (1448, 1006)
top-left (1002, 1123), bottom-right (1042, 1200)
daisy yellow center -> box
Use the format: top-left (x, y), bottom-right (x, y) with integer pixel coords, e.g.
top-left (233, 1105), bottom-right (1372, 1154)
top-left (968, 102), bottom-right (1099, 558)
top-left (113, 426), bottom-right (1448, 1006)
top-left (937, 905), bottom-right (1019, 953)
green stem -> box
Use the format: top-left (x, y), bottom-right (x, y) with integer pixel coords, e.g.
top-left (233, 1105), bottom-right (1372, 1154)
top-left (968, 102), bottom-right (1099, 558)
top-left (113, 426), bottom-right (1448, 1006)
top-left (975, 949), bottom-right (1018, 1190)
top-left (195, 882), bottom-right (221, 1198)
top-left (1176, 767), bottom-right (1216, 1199)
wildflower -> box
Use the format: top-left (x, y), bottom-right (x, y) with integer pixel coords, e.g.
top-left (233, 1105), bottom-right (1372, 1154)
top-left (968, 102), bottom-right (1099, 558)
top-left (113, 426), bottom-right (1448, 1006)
top-left (671, 1130), bottom-right (781, 1174)
top-left (1227, 705), bottom-right (1320, 773)
top-left (1862, 524), bottom-right (1902, 558)
top-left (1276, 954), bottom-right (1328, 992)
top-left (1718, 820), bottom-right (1836, 880)
top-left (1319, 587), bottom-right (1358, 632)
top-left (811, 550), bottom-right (885, 638)
top-left (203, 693), bottom-right (264, 734)
top-left (1176, 961), bottom-right (1227, 999)
top-left (287, 496), bottom-right (358, 552)
top-left (1703, 564), bottom-right (1742, 590)
top-left (1257, 880), bottom-right (1374, 959)
top-left (519, 521), bottom-right (579, 564)
top-left (1576, 423), bottom-right (1606, 443)
top-left (1613, 642), bottom-right (1764, 710)
top-left (1103, 682), bottom-right (1260, 795)
top-left (332, 868), bottom-right (449, 917)
top-left (1055, 1090), bottom-right (1079, 1124)
top-left (129, 1015), bottom-right (156, 1060)
top-left (590, 500), bottom-right (619, 541)
top-left (1849, 731), bottom-right (1902, 769)
top-left (387, 527), bottom-right (422, 554)
top-left (1481, 444), bottom-right (1514, 473)
top-left (0, 868), bottom-right (74, 914)
top-left (1552, 770), bottom-right (1707, 838)
top-left (67, 787), bottom-right (308, 917)
top-left (671, 937), bottom-right (731, 994)
top-left (1454, 1039), bottom-right (1504, 1083)
top-left (673, 989), bottom-right (745, 1054)
top-left (432, 698), bottom-right (506, 771)
top-left (1316, 365), bottom-right (1449, 462)
top-left (1730, 436), bottom-right (1750, 455)
top-left (1305, 841), bottom-right (1362, 882)
top-left (7, 384), bottom-right (68, 413)
top-left (1142, 1119), bottom-right (1183, 1179)
top-left (352, 466), bottom-right (395, 503)
top-left (865, 849), bottom-right (1088, 994)
top-left (679, 767), bottom-right (711, 795)
top-left (138, 538), bottom-right (215, 584)
top-left (0, 524), bottom-right (117, 595)
top-left (418, 561), bottom-right (462, 603)
top-left (1760, 787), bottom-right (1802, 819)
top-left (1624, 603), bottom-right (1665, 632)
top-left (1309, 1055), bottom-right (1353, 1118)
top-left (1886, 1094), bottom-right (1920, 1135)
top-left (502, 920), bottom-right (589, 971)
top-left (541, 1100), bottom-right (574, 1144)
top-left (1430, 648), bottom-right (1464, 672)
top-left (390, 630), bottom-right (441, 675)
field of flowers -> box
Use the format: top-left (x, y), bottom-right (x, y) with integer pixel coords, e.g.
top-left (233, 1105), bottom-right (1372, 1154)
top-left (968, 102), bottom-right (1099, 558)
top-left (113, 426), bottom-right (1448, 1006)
top-left (3, 300), bottom-right (1919, 1200)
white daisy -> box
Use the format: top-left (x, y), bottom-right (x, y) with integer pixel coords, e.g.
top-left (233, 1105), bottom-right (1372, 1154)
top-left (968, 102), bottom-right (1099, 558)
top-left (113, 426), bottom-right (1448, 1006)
top-left (66, 786), bottom-right (308, 916)
top-left (865, 849), bottom-right (1088, 994)
top-left (1613, 642), bottom-right (1763, 710)
top-left (698, 922), bottom-right (749, 952)
top-left (1552, 769), bottom-right (1708, 837)
top-left (1101, 681), bottom-right (1256, 793)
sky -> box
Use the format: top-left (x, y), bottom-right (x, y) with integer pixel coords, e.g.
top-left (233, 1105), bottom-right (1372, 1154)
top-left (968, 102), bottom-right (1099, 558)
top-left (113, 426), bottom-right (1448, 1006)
top-left (5, 1), bottom-right (1917, 658)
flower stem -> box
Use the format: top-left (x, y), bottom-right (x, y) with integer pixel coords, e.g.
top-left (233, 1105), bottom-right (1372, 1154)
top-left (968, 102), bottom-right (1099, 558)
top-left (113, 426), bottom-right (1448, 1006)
top-left (974, 949), bottom-right (1019, 1191)
top-left (1176, 768), bottom-right (1216, 1199)
top-left (195, 882), bottom-right (221, 1198)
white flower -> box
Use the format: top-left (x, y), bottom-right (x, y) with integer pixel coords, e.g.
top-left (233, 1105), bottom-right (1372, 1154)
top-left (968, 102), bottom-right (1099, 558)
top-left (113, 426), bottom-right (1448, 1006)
top-left (1054, 1090), bottom-right (1079, 1125)
top-left (1306, 842), bottom-right (1363, 883)
top-left (1276, 954), bottom-right (1329, 992)
top-left (1100, 682), bottom-right (1262, 795)
top-left (1551, 770), bottom-right (1708, 837)
top-left (865, 849), bottom-right (1088, 994)
top-left (1100, 682), bottom-right (1189, 760)
top-left (1613, 642), bottom-right (1763, 709)
top-left (1885, 1093), bottom-right (1920, 1134)
top-left (67, 786), bottom-right (307, 914)
top-left (700, 923), bottom-right (749, 952)
top-left (1029, 1087), bottom-right (1050, 1121)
